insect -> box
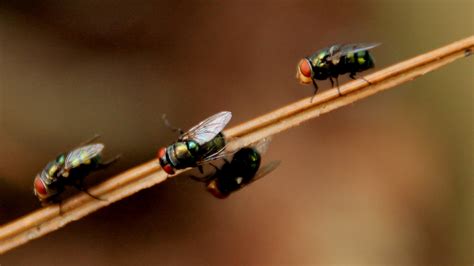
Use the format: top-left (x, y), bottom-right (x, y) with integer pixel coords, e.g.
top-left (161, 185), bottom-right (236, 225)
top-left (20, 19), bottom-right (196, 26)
top-left (296, 43), bottom-right (380, 98)
top-left (33, 138), bottom-right (119, 204)
top-left (191, 138), bottom-right (280, 199)
top-left (158, 111), bottom-right (232, 175)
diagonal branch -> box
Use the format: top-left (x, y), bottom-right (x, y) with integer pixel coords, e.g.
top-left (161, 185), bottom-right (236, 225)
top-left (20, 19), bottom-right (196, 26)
top-left (0, 35), bottom-right (472, 254)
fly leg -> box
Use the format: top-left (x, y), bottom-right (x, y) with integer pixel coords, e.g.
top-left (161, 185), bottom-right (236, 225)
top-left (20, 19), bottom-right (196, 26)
top-left (73, 179), bottom-right (106, 201)
top-left (190, 163), bottom-right (220, 182)
top-left (310, 79), bottom-right (319, 103)
top-left (350, 73), bottom-right (372, 85)
top-left (162, 114), bottom-right (184, 135)
top-left (335, 77), bottom-right (341, 96)
top-left (330, 77), bottom-right (342, 96)
top-left (189, 174), bottom-right (214, 183)
top-left (45, 197), bottom-right (64, 215)
top-left (197, 165), bottom-right (205, 174)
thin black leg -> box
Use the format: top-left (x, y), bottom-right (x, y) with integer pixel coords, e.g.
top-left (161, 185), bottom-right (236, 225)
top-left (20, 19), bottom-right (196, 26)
top-left (74, 180), bottom-right (106, 201)
top-left (209, 163), bottom-right (220, 172)
top-left (360, 76), bottom-right (372, 85)
top-left (311, 79), bottom-right (319, 94)
top-left (189, 174), bottom-right (213, 183)
top-left (43, 197), bottom-right (63, 215)
top-left (335, 77), bottom-right (342, 96)
top-left (198, 165), bottom-right (204, 174)
top-left (310, 79), bottom-right (319, 103)
top-left (350, 73), bottom-right (372, 85)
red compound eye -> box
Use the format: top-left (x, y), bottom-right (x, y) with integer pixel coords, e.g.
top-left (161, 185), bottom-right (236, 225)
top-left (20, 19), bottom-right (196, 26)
top-left (34, 176), bottom-right (48, 197)
top-left (162, 164), bottom-right (175, 175)
top-left (157, 147), bottom-right (166, 160)
top-left (207, 180), bottom-right (227, 199)
top-left (298, 59), bottom-right (312, 78)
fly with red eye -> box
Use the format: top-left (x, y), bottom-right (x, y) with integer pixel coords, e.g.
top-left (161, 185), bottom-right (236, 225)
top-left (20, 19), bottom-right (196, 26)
top-left (33, 137), bottom-right (120, 205)
top-left (296, 43), bottom-right (380, 101)
top-left (157, 111), bottom-right (232, 175)
top-left (189, 138), bottom-right (280, 199)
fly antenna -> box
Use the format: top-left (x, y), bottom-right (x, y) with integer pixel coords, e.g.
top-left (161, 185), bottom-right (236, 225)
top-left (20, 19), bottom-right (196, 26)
top-left (162, 114), bottom-right (184, 135)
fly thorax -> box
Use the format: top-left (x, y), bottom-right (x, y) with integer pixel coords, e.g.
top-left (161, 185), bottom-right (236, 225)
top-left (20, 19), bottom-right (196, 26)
top-left (231, 147), bottom-right (261, 182)
top-left (43, 160), bottom-right (62, 181)
top-left (40, 170), bottom-right (55, 185)
top-left (166, 145), bottom-right (179, 167)
top-left (186, 140), bottom-right (200, 156)
top-left (169, 142), bottom-right (195, 167)
top-left (55, 154), bottom-right (66, 164)
top-left (313, 56), bottom-right (330, 80)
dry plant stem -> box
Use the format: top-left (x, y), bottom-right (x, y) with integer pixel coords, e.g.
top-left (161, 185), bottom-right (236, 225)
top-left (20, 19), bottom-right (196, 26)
top-left (0, 36), bottom-right (472, 254)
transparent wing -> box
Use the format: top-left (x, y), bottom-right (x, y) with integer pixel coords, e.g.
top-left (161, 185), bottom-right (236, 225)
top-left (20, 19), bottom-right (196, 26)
top-left (243, 160), bottom-right (281, 187)
top-left (199, 136), bottom-right (272, 164)
top-left (179, 111), bottom-right (232, 145)
top-left (64, 143), bottom-right (104, 170)
top-left (252, 137), bottom-right (272, 155)
top-left (197, 136), bottom-right (239, 164)
top-left (197, 143), bottom-right (231, 164)
top-left (328, 43), bottom-right (380, 62)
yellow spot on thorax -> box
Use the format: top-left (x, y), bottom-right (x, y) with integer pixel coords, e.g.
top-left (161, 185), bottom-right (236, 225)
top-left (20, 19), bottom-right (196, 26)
top-left (48, 165), bottom-right (58, 176)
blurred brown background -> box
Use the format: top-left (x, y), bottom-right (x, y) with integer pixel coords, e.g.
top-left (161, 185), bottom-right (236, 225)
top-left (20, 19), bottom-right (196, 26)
top-left (0, 0), bottom-right (472, 264)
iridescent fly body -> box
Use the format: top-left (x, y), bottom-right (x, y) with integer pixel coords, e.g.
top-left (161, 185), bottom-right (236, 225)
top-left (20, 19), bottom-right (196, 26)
top-left (34, 142), bottom-right (118, 203)
top-left (158, 111), bottom-right (232, 175)
top-left (296, 43), bottom-right (380, 97)
top-left (192, 138), bottom-right (280, 199)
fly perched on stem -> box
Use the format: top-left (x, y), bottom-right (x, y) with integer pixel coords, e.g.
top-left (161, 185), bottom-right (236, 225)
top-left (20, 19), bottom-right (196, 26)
top-left (190, 138), bottom-right (280, 198)
top-left (296, 43), bottom-right (380, 101)
top-left (33, 135), bottom-right (120, 205)
top-left (157, 111), bottom-right (232, 175)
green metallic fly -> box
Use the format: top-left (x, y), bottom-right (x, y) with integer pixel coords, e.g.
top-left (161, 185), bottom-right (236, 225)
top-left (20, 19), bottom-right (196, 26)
top-left (34, 136), bottom-right (119, 204)
top-left (158, 111), bottom-right (231, 175)
top-left (296, 43), bottom-right (380, 98)
top-left (191, 138), bottom-right (280, 199)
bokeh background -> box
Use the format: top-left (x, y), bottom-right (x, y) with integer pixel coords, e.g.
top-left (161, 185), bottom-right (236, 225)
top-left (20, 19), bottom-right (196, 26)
top-left (1, 0), bottom-right (472, 264)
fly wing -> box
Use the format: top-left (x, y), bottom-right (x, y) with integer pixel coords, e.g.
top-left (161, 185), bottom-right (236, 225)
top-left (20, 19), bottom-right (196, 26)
top-left (243, 160), bottom-right (281, 187)
top-left (179, 111), bottom-right (232, 145)
top-left (64, 143), bottom-right (104, 170)
top-left (328, 43), bottom-right (380, 63)
top-left (198, 136), bottom-right (272, 164)
top-left (252, 137), bottom-right (272, 155)
top-left (197, 143), bottom-right (231, 164)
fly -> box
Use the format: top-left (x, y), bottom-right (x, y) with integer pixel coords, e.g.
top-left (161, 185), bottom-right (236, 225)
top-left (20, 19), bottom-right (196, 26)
top-left (33, 136), bottom-right (119, 204)
top-left (157, 111), bottom-right (232, 175)
top-left (296, 43), bottom-right (380, 100)
top-left (191, 138), bottom-right (280, 198)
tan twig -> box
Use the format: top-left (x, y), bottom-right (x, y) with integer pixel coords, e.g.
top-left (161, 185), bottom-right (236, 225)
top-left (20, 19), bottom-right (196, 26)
top-left (0, 36), bottom-right (472, 254)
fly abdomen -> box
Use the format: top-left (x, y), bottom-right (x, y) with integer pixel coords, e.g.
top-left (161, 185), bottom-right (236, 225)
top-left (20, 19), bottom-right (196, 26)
top-left (341, 50), bottom-right (375, 75)
top-left (198, 132), bottom-right (226, 158)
